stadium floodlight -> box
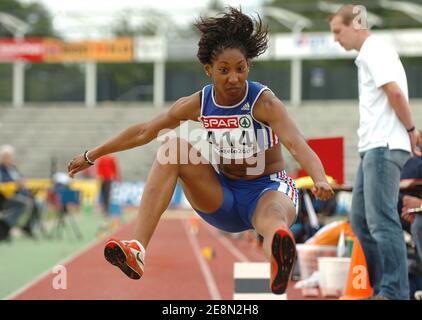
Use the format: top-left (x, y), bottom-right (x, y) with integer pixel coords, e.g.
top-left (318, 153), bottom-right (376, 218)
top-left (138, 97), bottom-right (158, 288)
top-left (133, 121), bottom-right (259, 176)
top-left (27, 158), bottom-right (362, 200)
top-left (261, 6), bottom-right (313, 33)
top-left (379, 0), bottom-right (422, 24)
top-left (317, 1), bottom-right (384, 28)
top-left (0, 12), bottom-right (30, 39)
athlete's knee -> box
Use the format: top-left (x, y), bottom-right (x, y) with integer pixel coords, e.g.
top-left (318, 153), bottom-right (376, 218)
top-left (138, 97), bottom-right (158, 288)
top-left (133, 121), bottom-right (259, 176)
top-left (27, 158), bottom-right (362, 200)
top-left (253, 203), bottom-right (291, 236)
top-left (265, 202), bottom-right (286, 215)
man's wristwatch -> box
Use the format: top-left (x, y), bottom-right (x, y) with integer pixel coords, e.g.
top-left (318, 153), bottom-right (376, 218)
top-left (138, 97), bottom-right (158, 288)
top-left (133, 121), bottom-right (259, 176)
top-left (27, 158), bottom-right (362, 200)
top-left (407, 126), bottom-right (415, 133)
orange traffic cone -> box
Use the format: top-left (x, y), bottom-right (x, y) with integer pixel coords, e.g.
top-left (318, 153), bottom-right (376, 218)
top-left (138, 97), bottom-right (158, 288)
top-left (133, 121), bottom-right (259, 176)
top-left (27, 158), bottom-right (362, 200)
top-left (339, 236), bottom-right (373, 300)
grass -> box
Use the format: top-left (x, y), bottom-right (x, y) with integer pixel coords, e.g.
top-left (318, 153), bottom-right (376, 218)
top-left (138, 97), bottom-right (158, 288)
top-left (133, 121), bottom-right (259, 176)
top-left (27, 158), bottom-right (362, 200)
top-left (0, 209), bottom-right (135, 299)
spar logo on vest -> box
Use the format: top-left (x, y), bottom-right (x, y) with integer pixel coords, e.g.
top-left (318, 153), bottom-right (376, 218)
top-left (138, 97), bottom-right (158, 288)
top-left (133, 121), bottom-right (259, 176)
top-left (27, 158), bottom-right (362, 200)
top-left (200, 116), bottom-right (239, 129)
top-left (199, 115), bottom-right (257, 159)
top-left (200, 116), bottom-right (251, 129)
top-left (239, 116), bottom-right (251, 128)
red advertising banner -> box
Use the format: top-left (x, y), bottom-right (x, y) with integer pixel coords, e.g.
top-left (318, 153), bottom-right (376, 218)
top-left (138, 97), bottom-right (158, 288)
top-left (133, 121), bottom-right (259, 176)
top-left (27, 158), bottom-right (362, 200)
top-left (0, 38), bottom-right (133, 63)
top-left (0, 38), bottom-right (44, 62)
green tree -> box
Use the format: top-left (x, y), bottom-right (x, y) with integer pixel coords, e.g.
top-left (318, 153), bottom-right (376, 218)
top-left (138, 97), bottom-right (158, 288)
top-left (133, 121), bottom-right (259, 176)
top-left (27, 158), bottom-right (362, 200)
top-left (0, 0), bottom-right (58, 38)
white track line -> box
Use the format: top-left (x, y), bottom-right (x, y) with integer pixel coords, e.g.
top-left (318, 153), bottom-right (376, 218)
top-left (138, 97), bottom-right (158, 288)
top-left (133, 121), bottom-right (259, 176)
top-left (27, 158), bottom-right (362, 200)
top-left (201, 222), bottom-right (250, 262)
top-left (181, 219), bottom-right (221, 300)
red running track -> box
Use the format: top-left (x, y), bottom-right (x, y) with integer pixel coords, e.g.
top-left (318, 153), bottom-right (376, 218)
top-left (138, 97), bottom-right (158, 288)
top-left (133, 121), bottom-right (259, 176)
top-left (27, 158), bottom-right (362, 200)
top-left (12, 214), bottom-right (268, 300)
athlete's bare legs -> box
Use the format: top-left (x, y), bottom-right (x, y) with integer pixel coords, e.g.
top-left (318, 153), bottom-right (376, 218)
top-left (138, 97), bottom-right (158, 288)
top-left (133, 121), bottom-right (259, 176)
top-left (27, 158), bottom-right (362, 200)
top-left (252, 191), bottom-right (297, 294)
top-left (133, 137), bottom-right (224, 248)
top-left (252, 191), bottom-right (296, 259)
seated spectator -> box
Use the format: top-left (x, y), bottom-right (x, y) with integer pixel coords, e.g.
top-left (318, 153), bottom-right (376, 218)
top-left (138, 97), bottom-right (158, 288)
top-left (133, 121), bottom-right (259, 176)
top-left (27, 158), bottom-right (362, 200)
top-left (398, 133), bottom-right (422, 261)
top-left (402, 196), bottom-right (422, 262)
top-left (0, 145), bottom-right (41, 239)
top-left (398, 133), bottom-right (422, 298)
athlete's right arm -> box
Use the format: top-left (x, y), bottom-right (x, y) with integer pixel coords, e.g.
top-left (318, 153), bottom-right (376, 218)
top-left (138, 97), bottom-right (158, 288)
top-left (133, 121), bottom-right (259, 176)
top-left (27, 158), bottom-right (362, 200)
top-left (68, 92), bottom-right (201, 177)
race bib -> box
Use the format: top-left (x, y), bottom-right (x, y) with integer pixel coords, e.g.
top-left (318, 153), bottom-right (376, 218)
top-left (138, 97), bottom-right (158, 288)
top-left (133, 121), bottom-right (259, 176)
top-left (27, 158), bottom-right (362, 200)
top-left (200, 115), bottom-right (257, 159)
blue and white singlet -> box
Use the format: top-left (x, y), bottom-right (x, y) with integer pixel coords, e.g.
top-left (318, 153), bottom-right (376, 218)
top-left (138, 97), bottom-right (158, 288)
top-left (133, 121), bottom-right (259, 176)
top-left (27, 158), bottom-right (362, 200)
top-left (199, 80), bottom-right (279, 159)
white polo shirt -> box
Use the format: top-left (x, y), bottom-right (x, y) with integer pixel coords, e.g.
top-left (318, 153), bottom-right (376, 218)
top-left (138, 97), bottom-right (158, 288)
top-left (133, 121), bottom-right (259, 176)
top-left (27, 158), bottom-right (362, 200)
top-left (354, 35), bottom-right (410, 153)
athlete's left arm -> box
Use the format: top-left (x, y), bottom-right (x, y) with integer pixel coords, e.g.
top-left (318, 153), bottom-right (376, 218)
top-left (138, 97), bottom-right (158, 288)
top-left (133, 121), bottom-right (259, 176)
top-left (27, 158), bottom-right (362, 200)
top-left (253, 91), bottom-right (334, 200)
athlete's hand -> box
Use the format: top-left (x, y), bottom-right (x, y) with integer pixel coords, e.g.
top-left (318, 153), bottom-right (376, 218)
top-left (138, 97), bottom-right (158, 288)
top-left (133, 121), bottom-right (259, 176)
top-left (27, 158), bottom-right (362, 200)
top-left (311, 181), bottom-right (335, 201)
top-left (67, 153), bottom-right (91, 178)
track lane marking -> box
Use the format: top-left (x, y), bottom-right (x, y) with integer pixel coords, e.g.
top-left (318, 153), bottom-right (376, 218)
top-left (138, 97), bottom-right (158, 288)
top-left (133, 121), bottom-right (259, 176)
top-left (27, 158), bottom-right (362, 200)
top-left (181, 219), bottom-right (221, 300)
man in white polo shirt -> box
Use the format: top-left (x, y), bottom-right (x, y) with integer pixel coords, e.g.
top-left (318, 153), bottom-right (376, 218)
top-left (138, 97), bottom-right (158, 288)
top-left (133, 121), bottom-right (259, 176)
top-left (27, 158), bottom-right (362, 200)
top-left (329, 4), bottom-right (420, 300)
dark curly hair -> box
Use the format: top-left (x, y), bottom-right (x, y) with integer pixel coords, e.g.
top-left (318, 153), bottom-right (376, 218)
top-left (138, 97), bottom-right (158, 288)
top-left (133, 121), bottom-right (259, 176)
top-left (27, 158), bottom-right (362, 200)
top-left (195, 7), bottom-right (269, 65)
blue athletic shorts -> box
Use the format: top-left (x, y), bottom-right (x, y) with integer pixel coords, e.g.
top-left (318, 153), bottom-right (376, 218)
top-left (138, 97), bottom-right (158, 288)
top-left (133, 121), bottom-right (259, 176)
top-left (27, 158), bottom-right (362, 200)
top-left (194, 170), bottom-right (299, 233)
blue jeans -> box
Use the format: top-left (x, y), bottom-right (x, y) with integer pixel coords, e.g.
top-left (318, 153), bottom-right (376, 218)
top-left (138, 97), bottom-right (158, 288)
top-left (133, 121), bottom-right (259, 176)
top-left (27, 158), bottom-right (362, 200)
top-left (412, 214), bottom-right (422, 262)
top-left (351, 147), bottom-right (410, 300)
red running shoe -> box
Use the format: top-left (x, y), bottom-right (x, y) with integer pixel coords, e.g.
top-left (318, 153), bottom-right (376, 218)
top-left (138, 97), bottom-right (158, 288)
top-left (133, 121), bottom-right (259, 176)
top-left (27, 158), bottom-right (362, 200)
top-left (104, 238), bottom-right (145, 280)
top-left (270, 227), bottom-right (296, 294)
